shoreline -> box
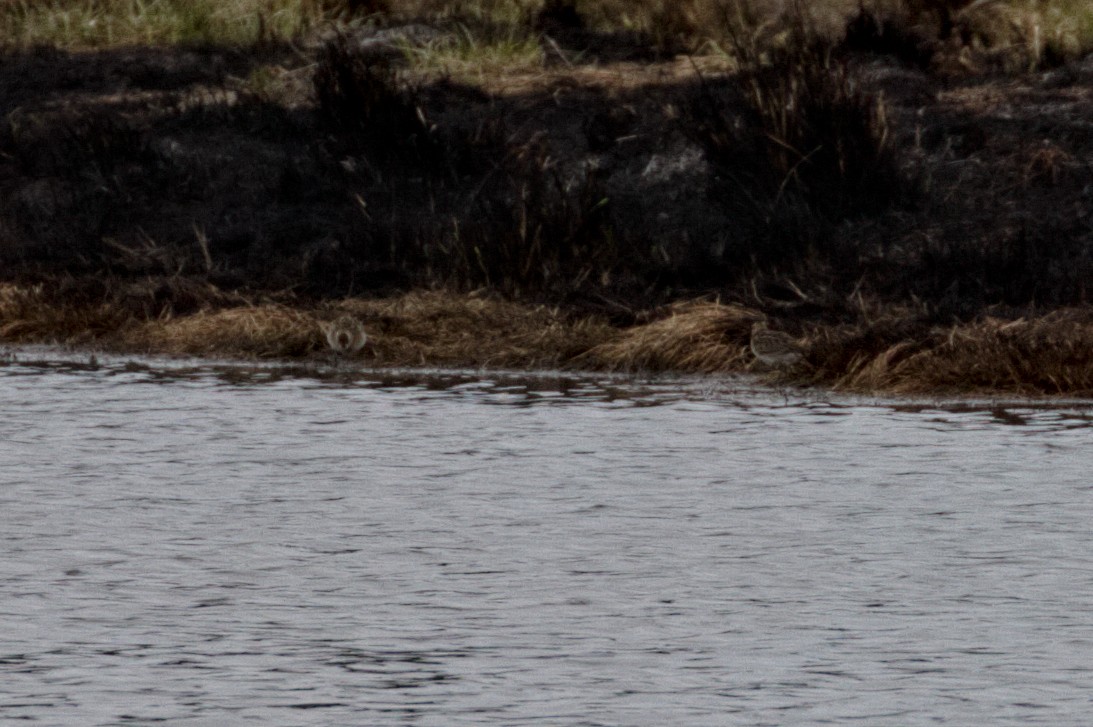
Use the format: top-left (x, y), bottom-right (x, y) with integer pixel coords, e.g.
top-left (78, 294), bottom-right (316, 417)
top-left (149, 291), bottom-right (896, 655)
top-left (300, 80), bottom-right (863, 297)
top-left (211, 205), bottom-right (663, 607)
top-left (3, 283), bottom-right (1091, 397)
top-left (3, 5), bottom-right (1093, 397)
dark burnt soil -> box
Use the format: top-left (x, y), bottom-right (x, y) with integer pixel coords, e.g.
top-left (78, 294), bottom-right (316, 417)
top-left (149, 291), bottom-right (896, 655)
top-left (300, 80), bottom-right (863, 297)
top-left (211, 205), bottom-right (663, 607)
top-left (2, 27), bottom-right (1093, 326)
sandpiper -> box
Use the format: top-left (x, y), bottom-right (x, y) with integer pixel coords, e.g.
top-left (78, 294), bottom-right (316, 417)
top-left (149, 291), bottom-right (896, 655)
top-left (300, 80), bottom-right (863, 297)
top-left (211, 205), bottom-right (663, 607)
top-left (750, 320), bottom-right (804, 368)
top-left (322, 315), bottom-right (369, 355)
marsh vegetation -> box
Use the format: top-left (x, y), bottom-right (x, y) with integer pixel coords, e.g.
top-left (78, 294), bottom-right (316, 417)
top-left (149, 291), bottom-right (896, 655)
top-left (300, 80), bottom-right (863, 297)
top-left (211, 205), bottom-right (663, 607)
top-left (2, 0), bottom-right (1093, 394)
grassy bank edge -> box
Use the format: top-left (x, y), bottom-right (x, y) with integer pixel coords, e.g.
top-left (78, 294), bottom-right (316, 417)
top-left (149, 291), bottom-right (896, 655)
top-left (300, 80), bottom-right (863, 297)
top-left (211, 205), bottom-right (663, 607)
top-left (2, 282), bottom-right (1091, 397)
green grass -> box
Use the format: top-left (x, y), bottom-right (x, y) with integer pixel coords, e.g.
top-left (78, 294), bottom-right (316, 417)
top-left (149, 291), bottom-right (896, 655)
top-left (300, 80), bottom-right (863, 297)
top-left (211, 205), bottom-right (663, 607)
top-left (376, 0), bottom-right (544, 74)
top-left (984, 0), bottom-right (1093, 67)
top-left (400, 25), bottom-right (544, 76)
top-left (4, 0), bottom-right (1093, 71)
top-left (0, 0), bottom-right (320, 48)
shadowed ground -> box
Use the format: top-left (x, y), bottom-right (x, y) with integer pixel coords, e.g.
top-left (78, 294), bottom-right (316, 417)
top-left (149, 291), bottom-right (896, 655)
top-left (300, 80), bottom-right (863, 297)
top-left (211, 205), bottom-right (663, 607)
top-left (2, 4), bottom-right (1093, 394)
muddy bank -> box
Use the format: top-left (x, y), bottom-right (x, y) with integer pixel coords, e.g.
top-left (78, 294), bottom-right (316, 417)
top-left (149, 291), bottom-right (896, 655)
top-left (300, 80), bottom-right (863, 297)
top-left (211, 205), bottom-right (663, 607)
top-left (2, 282), bottom-right (1092, 396)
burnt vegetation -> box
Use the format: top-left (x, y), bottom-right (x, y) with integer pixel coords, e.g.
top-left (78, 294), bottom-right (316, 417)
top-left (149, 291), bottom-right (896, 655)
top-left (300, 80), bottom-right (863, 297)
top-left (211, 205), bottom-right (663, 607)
top-left (1, 0), bottom-right (1092, 329)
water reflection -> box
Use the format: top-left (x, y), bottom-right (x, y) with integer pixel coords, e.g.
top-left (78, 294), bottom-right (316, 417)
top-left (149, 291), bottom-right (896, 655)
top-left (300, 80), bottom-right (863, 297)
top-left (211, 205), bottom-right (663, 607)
top-left (1, 348), bottom-right (1093, 725)
top-left (5, 347), bottom-right (1093, 417)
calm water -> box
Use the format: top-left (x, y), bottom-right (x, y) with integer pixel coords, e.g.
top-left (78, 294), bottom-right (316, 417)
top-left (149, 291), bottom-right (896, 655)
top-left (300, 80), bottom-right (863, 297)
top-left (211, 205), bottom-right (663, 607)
top-left (2, 350), bottom-right (1093, 726)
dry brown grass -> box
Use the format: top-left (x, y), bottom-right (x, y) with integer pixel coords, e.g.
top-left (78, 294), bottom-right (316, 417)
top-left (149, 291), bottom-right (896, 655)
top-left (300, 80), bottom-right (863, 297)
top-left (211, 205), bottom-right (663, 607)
top-left (585, 302), bottom-right (1093, 395)
top-left (0, 284), bottom-right (607, 364)
top-left (0, 282), bottom-right (132, 346)
top-left (580, 301), bottom-right (760, 373)
top-left (4, 282), bottom-right (1093, 396)
top-left (0, 285), bottom-right (615, 365)
top-left (124, 305), bottom-right (321, 358)
top-left (815, 310), bottom-right (1093, 395)
top-left (327, 290), bottom-right (615, 368)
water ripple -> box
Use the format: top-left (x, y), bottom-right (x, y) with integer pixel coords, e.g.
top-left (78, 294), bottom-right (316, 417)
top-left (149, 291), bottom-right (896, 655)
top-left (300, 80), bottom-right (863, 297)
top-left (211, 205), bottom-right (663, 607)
top-left (1, 350), bottom-right (1093, 725)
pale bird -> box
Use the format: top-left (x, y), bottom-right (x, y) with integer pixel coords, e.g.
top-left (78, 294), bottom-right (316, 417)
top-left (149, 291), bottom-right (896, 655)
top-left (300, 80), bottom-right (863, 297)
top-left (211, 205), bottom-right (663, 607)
top-left (750, 320), bottom-right (805, 368)
top-left (322, 315), bottom-right (369, 355)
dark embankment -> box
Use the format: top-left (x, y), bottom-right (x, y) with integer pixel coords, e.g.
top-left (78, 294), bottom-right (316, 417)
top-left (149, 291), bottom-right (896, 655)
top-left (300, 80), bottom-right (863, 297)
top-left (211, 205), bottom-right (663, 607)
top-left (2, 1), bottom-right (1093, 394)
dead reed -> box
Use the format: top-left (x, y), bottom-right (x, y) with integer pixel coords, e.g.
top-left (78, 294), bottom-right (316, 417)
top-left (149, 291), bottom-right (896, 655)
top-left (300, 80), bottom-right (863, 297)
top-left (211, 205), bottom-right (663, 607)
top-left (826, 311), bottom-right (1093, 395)
top-left (580, 301), bottom-right (758, 373)
top-left (3, 281), bottom-right (1093, 395)
top-left (0, 282), bottom-right (131, 346)
top-left (687, 3), bottom-right (911, 278)
top-left (126, 305), bottom-right (321, 358)
top-left (327, 290), bottom-right (615, 368)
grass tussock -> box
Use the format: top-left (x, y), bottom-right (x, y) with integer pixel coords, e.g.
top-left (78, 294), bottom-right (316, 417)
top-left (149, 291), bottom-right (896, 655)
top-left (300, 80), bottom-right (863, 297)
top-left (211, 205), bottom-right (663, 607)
top-left (400, 19), bottom-right (544, 75)
top-left (4, 281), bottom-right (1093, 396)
top-left (329, 290), bottom-right (616, 368)
top-left (0, 282), bottom-right (131, 345)
top-left (581, 301), bottom-right (758, 373)
top-left (128, 305), bottom-right (320, 358)
top-left (942, 0), bottom-right (1093, 70)
top-left (584, 303), bottom-right (1093, 395)
top-left (0, 285), bottom-right (616, 368)
top-left (824, 311), bottom-right (1093, 395)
